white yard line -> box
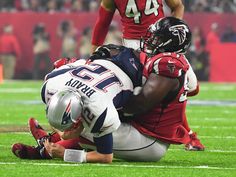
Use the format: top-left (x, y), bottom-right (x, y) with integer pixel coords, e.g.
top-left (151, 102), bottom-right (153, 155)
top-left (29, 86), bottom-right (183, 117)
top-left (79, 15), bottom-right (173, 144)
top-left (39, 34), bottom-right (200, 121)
top-left (189, 118), bottom-right (236, 121)
top-left (200, 135), bottom-right (236, 139)
top-left (0, 88), bottom-right (39, 93)
top-left (187, 109), bottom-right (235, 114)
top-left (169, 149), bottom-right (236, 153)
top-left (200, 85), bottom-right (236, 91)
top-left (188, 100), bottom-right (236, 106)
top-left (0, 162), bottom-right (235, 170)
top-left (191, 126), bottom-right (236, 129)
top-left (0, 100), bottom-right (42, 105)
top-left (1, 132), bottom-right (30, 134)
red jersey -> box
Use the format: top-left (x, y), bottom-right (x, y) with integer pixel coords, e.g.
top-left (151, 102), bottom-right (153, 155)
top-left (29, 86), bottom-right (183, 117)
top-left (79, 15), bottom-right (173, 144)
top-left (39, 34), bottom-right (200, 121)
top-left (114, 0), bottom-right (164, 39)
top-left (131, 52), bottom-right (191, 144)
top-left (0, 34), bottom-right (21, 58)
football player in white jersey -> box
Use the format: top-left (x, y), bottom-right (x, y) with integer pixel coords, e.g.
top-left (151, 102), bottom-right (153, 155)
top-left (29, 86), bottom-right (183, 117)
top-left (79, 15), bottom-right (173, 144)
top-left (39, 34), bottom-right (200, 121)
top-left (12, 17), bottom-right (203, 164)
top-left (12, 47), bottom-right (169, 163)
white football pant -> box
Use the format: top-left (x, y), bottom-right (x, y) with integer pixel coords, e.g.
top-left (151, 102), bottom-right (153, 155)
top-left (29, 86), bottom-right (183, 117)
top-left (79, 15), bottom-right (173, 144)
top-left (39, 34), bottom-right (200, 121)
top-left (80, 123), bottom-right (170, 162)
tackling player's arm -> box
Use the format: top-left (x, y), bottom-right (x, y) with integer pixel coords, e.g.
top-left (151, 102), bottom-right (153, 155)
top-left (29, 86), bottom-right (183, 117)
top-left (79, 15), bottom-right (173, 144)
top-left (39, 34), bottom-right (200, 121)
top-left (166, 0), bottom-right (184, 19)
top-left (91, 0), bottom-right (116, 53)
top-left (123, 73), bottom-right (179, 115)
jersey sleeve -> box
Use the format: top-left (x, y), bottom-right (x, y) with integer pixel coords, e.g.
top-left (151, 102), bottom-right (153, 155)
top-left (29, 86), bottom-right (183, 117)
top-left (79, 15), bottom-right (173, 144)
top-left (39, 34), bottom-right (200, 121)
top-left (111, 48), bottom-right (143, 87)
top-left (152, 56), bottom-right (188, 78)
top-left (93, 133), bottom-right (113, 154)
top-left (82, 99), bottom-right (121, 138)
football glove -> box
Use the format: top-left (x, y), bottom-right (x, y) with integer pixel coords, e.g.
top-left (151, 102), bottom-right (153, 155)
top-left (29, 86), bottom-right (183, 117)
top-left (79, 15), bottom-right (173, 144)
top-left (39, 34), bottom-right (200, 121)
top-left (103, 44), bottom-right (126, 51)
top-left (89, 46), bottom-right (111, 61)
top-left (89, 44), bottom-right (127, 61)
top-left (53, 57), bottom-right (77, 69)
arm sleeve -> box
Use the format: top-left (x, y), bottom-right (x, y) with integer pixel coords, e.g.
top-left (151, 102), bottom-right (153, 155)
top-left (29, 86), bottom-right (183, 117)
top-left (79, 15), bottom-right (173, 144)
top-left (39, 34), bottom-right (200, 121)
top-left (91, 6), bottom-right (115, 46)
top-left (93, 133), bottom-right (113, 154)
top-left (88, 103), bottom-right (120, 137)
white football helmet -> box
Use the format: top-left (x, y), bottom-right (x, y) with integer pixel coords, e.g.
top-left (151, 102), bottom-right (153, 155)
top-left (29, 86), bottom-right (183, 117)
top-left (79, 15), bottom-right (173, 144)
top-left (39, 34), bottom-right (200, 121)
top-left (46, 89), bottom-right (83, 131)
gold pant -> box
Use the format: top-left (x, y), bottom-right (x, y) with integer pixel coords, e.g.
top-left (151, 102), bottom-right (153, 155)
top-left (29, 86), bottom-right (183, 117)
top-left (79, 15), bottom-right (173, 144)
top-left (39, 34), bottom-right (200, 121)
top-left (0, 54), bottom-right (16, 79)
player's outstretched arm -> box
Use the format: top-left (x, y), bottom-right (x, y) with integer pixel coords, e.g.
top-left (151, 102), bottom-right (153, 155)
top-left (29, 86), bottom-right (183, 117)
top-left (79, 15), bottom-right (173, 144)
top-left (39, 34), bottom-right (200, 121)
top-left (123, 73), bottom-right (179, 115)
top-left (91, 0), bottom-right (116, 53)
top-left (166, 0), bottom-right (184, 19)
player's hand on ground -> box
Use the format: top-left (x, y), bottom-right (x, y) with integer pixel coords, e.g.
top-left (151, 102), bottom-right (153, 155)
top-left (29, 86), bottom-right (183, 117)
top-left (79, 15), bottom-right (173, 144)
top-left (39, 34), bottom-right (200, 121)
top-left (43, 139), bottom-right (65, 158)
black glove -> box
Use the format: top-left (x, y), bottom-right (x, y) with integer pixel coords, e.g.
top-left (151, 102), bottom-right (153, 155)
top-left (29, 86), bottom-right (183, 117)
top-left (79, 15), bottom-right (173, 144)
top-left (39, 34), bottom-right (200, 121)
top-left (89, 46), bottom-right (111, 61)
top-left (118, 110), bottom-right (134, 123)
top-left (89, 44), bottom-right (128, 61)
top-left (102, 44), bottom-right (126, 51)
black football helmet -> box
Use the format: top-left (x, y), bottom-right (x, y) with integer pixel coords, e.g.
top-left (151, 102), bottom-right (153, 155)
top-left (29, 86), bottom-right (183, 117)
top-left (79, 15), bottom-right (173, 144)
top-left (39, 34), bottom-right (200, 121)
top-left (140, 17), bottom-right (192, 56)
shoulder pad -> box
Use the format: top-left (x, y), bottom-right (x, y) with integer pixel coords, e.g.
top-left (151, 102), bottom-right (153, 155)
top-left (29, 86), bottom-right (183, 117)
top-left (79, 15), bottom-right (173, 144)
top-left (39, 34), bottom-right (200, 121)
top-left (151, 53), bottom-right (189, 78)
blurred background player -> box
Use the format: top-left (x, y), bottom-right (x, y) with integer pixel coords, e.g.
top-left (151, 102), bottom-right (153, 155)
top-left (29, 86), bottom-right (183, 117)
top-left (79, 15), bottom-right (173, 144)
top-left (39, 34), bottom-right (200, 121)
top-left (79, 27), bottom-right (92, 59)
top-left (32, 23), bottom-right (51, 80)
top-left (91, 0), bottom-right (203, 151)
top-left (57, 20), bottom-right (78, 58)
top-left (0, 24), bottom-right (21, 80)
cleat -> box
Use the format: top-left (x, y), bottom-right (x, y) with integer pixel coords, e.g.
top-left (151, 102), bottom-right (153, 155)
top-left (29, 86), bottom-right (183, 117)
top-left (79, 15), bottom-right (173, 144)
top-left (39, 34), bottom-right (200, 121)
top-left (185, 132), bottom-right (205, 151)
top-left (29, 117), bottom-right (49, 146)
top-left (11, 143), bottom-right (42, 159)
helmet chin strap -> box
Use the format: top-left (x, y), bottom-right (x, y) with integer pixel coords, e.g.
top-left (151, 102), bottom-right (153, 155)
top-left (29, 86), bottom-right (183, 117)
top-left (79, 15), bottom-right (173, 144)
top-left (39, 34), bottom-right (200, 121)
top-left (175, 48), bottom-right (184, 54)
top-left (163, 39), bottom-right (172, 46)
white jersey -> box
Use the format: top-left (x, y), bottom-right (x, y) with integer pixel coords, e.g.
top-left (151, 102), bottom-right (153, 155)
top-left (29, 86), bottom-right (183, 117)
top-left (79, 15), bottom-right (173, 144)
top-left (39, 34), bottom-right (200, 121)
top-left (41, 59), bottom-right (134, 137)
top-left (122, 38), bottom-right (140, 50)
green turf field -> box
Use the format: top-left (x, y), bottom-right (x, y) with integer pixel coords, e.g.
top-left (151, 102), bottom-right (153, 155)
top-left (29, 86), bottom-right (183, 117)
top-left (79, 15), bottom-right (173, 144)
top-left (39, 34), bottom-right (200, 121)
top-left (0, 81), bottom-right (236, 177)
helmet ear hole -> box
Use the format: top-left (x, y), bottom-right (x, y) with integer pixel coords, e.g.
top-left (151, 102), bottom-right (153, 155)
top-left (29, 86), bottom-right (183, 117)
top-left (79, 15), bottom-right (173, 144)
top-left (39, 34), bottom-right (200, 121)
top-left (141, 17), bottom-right (191, 56)
top-left (46, 89), bottom-right (83, 131)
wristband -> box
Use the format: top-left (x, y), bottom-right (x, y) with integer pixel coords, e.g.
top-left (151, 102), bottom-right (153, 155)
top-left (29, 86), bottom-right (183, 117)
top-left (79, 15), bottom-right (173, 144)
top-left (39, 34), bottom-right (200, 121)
top-left (133, 86), bottom-right (142, 95)
top-left (64, 149), bottom-right (87, 163)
